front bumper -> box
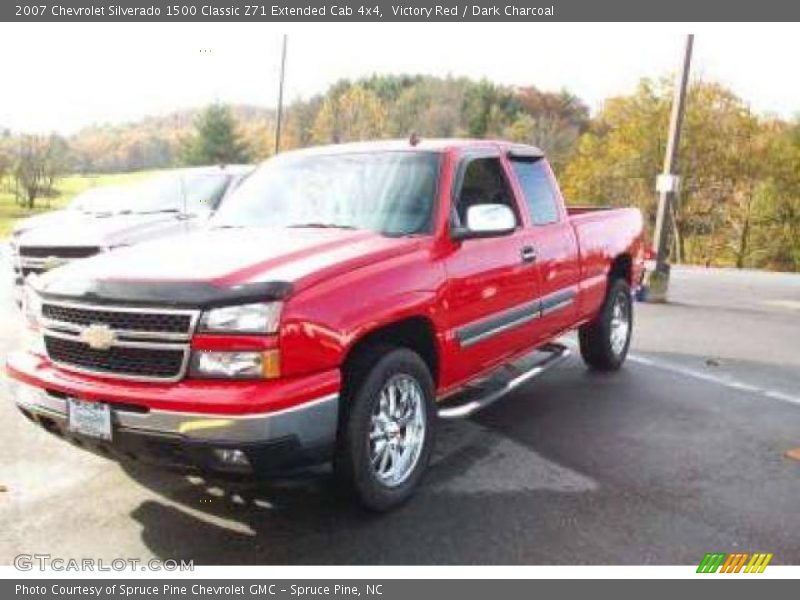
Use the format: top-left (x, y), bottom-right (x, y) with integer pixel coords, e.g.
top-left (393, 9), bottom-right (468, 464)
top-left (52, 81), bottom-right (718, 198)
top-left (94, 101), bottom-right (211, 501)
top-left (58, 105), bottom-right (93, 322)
top-left (6, 354), bottom-right (341, 477)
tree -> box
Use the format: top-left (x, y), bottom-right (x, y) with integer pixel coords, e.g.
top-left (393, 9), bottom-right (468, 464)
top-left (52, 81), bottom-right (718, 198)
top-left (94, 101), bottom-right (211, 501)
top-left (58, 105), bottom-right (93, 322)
top-left (503, 112), bottom-right (582, 173)
top-left (746, 120), bottom-right (800, 271)
top-left (561, 79), bottom-right (666, 219)
top-left (311, 86), bottom-right (387, 144)
top-left (13, 135), bottom-right (67, 209)
top-left (388, 76), bottom-right (467, 138)
top-left (237, 119), bottom-right (274, 161)
top-left (0, 140), bottom-right (11, 188)
top-left (462, 80), bottom-right (504, 137)
top-left (284, 95), bottom-right (324, 149)
top-left (181, 104), bottom-right (250, 165)
top-left (560, 78), bottom-right (799, 270)
top-left (506, 87), bottom-right (590, 172)
top-left (358, 74), bottom-right (423, 104)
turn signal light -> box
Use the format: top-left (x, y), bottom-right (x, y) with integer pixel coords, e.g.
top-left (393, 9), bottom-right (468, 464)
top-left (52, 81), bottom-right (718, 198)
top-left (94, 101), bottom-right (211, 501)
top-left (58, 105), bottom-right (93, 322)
top-left (262, 349), bottom-right (280, 379)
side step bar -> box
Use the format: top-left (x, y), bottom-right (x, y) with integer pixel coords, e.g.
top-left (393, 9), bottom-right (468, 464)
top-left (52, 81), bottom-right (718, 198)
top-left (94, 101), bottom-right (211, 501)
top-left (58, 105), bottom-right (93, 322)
top-left (437, 342), bottom-right (570, 419)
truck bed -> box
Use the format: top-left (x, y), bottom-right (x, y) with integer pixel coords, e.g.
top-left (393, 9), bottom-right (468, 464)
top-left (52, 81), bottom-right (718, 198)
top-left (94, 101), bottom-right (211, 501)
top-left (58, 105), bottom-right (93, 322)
top-left (566, 205), bottom-right (646, 321)
top-left (567, 205), bottom-right (644, 245)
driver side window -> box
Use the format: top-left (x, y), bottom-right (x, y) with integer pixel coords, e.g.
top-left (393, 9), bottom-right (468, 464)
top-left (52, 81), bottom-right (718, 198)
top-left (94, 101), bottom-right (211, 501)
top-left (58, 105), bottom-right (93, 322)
top-left (453, 157), bottom-right (520, 228)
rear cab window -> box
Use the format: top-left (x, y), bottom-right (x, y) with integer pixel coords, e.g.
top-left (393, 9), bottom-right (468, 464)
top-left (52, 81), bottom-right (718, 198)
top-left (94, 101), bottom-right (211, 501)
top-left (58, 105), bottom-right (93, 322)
top-left (510, 158), bottom-right (561, 226)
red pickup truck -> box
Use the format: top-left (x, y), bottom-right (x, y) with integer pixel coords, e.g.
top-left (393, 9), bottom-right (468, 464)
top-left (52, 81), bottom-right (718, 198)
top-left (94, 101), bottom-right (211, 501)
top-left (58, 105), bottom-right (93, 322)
top-left (8, 139), bottom-right (644, 510)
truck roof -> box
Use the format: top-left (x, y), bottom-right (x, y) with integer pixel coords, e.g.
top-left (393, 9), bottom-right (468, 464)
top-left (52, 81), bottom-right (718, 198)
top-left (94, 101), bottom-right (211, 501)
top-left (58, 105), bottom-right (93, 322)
top-left (276, 138), bottom-right (545, 158)
top-left (157, 164), bottom-right (254, 176)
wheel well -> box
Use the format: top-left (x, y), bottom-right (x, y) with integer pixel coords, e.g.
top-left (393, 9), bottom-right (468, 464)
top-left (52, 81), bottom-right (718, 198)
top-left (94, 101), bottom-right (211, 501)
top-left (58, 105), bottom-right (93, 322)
top-left (609, 254), bottom-right (632, 284)
top-left (342, 317), bottom-right (439, 389)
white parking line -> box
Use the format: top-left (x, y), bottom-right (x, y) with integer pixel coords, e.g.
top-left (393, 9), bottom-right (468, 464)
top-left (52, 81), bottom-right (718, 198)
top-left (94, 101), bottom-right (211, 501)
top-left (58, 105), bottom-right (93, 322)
top-left (764, 299), bottom-right (800, 311)
top-left (626, 353), bottom-right (800, 407)
top-left (561, 336), bottom-right (800, 408)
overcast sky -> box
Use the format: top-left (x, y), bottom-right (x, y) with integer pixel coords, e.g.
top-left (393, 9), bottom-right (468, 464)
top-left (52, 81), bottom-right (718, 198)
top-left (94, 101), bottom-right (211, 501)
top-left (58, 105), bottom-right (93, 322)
top-left (0, 22), bottom-right (797, 134)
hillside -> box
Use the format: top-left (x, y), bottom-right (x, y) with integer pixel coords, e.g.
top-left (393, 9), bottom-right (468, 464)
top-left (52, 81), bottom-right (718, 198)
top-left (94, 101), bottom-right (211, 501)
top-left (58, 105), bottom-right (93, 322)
top-left (51, 75), bottom-right (590, 174)
top-left (68, 105), bottom-right (276, 173)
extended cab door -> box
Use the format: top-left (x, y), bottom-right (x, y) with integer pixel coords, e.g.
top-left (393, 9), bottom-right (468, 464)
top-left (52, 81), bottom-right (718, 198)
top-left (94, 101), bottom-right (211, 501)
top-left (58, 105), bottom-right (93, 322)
top-left (508, 154), bottom-right (580, 337)
top-left (442, 152), bottom-right (542, 386)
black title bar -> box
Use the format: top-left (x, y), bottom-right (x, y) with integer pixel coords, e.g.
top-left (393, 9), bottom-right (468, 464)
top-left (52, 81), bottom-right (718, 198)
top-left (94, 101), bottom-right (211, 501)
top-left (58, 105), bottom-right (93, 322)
top-left (4, 0), bottom-right (800, 22)
top-left (7, 579), bottom-right (800, 599)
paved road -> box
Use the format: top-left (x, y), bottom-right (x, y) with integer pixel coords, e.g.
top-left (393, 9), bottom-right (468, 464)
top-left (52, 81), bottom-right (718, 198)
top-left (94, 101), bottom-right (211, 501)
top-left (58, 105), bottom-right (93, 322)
top-left (1, 254), bottom-right (799, 565)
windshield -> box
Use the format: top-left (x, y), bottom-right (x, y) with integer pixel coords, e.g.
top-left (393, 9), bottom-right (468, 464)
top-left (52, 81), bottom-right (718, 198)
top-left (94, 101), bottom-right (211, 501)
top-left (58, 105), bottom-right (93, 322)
top-left (212, 152), bottom-right (440, 235)
top-left (115, 172), bottom-right (231, 214)
top-left (68, 187), bottom-right (122, 213)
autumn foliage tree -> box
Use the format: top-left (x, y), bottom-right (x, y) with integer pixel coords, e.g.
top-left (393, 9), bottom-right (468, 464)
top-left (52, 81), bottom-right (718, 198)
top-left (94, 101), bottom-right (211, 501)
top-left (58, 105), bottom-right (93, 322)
top-left (311, 86), bottom-right (387, 144)
top-left (561, 78), bottom-right (800, 271)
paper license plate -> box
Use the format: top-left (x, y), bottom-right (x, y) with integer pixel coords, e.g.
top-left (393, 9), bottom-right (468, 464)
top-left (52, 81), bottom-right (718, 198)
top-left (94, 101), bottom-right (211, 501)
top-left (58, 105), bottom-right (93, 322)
top-left (68, 398), bottom-right (112, 441)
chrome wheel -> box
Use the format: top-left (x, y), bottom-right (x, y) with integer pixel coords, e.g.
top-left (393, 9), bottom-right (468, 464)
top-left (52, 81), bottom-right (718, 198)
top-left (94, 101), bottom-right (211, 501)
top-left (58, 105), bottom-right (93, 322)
top-left (609, 291), bottom-right (631, 356)
top-left (369, 374), bottom-right (427, 488)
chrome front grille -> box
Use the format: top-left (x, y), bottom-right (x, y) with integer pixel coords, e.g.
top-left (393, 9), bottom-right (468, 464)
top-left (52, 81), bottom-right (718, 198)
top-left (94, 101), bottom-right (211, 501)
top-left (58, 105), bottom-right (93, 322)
top-left (44, 334), bottom-right (187, 380)
top-left (14, 246), bottom-right (101, 280)
top-left (40, 300), bottom-right (200, 382)
top-left (19, 246), bottom-right (101, 259)
top-left (42, 303), bottom-right (193, 335)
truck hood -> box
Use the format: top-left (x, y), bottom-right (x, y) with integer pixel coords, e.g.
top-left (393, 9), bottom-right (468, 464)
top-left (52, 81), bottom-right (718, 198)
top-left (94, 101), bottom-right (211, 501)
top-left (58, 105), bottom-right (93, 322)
top-left (16, 211), bottom-right (205, 250)
top-left (37, 227), bottom-right (422, 306)
top-left (12, 210), bottom-right (81, 237)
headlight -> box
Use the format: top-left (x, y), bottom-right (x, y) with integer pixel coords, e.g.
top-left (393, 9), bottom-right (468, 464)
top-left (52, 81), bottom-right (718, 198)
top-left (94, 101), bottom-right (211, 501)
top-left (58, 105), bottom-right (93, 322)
top-left (23, 327), bottom-right (46, 357)
top-left (21, 285), bottom-right (45, 356)
top-left (189, 350), bottom-right (280, 379)
top-left (199, 302), bottom-right (282, 334)
top-left (22, 284), bottom-right (42, 329)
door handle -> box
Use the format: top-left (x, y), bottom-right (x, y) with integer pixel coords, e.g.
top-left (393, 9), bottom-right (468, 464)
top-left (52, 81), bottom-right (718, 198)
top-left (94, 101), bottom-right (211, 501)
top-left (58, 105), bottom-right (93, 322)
top-left (521, 245), bottom-right (537, 264)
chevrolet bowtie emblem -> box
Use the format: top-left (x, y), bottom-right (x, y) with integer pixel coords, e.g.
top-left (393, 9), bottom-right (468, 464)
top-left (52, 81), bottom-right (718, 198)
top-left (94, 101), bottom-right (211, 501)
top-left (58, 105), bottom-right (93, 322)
top-left (80, 324), bottom-right (116, 351)
top-left (43, 256), bottom-right (65, 271)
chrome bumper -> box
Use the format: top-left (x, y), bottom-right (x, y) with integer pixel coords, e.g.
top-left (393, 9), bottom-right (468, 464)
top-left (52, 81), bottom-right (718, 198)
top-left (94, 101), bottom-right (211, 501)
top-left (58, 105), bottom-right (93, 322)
top-left (8, 378), bottom-right (339, 448)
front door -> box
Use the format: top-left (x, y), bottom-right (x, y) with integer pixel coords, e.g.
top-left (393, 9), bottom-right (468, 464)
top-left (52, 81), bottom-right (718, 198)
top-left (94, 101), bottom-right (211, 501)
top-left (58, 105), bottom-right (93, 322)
top-left (443, 154), bottom-right (541, 387)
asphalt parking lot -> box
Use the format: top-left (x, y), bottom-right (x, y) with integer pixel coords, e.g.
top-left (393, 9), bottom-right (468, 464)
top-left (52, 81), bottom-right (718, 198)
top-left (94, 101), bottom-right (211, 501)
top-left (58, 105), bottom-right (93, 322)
top-left (1, 247), bottom-right (799, 565)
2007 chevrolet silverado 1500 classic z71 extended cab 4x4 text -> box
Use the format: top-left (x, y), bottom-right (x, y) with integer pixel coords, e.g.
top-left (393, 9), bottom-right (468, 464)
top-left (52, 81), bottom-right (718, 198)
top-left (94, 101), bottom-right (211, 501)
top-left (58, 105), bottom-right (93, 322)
top-left (7, 139), bottom-right (644, 510)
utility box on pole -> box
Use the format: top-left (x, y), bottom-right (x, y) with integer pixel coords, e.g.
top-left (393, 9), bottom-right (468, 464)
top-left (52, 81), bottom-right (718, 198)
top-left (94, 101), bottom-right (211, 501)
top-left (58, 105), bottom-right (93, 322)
top-left (646, 34), bottom-right (694, 303)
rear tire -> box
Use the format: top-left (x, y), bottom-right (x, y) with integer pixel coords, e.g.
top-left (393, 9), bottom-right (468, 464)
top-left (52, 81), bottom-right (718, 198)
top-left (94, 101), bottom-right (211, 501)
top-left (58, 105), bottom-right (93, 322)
top-left (579, 278), bottom-right (633, 371)
top-left (334, 346), bottom-right (436, 512)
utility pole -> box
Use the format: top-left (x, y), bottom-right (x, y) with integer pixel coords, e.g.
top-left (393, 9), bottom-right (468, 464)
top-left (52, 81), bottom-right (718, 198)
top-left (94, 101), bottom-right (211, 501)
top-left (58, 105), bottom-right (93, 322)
top-left (274, 34), bottom-right (288, 155)
top-left (648, 33), bottom-right (694, 302)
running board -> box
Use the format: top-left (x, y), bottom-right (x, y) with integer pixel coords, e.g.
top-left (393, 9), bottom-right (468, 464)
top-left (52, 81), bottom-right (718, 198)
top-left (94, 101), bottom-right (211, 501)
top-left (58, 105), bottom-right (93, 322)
top-left (437, 342), bottom-right (570, 419)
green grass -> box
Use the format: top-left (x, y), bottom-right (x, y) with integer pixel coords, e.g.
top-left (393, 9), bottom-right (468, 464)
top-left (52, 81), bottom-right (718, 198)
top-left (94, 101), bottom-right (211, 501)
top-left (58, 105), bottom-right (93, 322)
top-left (0, 171), bottom-right (156, 239)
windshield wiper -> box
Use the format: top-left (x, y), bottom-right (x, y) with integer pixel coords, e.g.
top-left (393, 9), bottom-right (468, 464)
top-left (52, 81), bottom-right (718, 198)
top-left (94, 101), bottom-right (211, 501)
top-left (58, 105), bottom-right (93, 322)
top-left (139, 208), bottom-right (183, 214)
top-left (287, 223), bottom-right (357, 230)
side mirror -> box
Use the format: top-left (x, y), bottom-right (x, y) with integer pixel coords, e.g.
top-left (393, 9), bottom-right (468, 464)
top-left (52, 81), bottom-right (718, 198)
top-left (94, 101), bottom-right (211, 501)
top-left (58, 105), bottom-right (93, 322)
top-left (452, 204), bottom-right (517, 241)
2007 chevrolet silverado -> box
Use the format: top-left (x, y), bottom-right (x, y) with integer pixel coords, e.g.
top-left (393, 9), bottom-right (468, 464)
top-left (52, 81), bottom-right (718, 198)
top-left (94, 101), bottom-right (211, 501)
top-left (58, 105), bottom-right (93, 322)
top-left (7, 139), bottom-right (644, 510)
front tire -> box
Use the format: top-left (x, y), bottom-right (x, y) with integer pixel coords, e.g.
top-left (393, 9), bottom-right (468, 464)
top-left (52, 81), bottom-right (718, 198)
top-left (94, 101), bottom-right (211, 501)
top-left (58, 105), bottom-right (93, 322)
top-left (335, 347), bottom-right (436, 511)
top-left (579, 278), bottom-right (633, 371)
